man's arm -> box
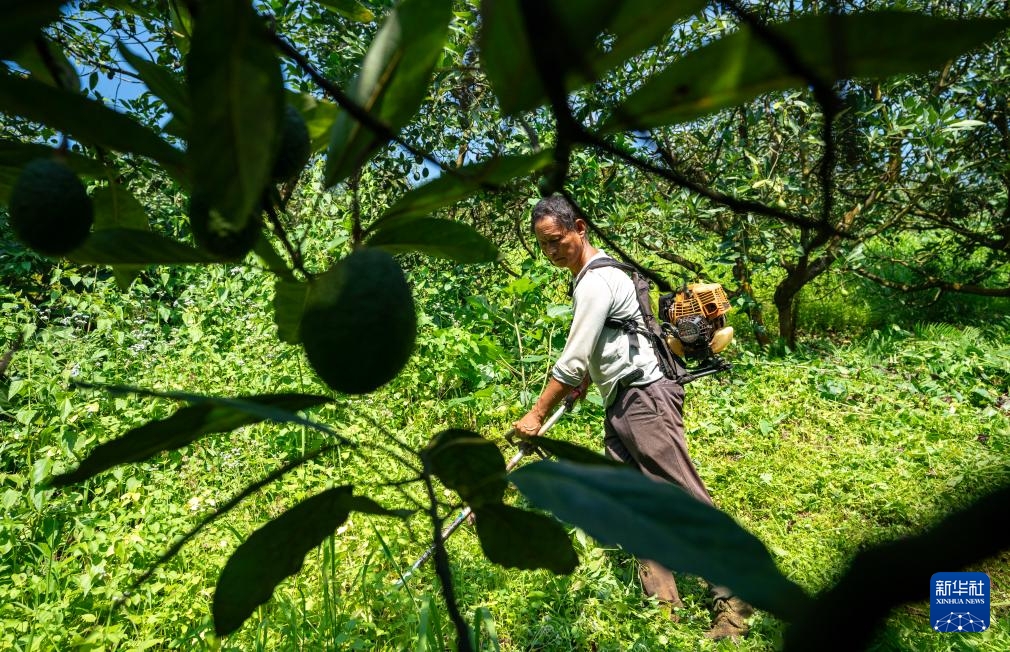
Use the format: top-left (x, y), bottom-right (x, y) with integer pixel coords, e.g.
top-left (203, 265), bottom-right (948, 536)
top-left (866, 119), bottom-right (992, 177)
top-left (513, 376), bottom-right (573, 437)
top-left (514, 273), bottom-right (609, 437)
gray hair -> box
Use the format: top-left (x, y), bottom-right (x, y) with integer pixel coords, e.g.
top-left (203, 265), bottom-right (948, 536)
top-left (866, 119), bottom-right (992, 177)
top-left (530, 194), bottom-right (580, 233)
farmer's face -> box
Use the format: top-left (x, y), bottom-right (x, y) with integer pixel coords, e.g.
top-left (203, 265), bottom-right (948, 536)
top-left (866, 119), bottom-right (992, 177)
top-left (534, 215), bottom-right (588, 275)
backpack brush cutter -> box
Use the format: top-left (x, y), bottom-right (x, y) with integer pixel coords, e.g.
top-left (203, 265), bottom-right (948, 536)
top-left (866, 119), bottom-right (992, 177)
top-left (659, 282), bottom-right (734, 380)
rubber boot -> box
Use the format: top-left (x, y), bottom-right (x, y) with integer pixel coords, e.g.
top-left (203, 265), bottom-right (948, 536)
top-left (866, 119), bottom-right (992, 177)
top-left (639, 559), bottom-right (684, 621)
top-left (705, 595), bottom-right (754, 640)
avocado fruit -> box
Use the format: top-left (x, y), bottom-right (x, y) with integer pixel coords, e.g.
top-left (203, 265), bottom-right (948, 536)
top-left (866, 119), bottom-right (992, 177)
top-left (7, 158), bottom-right (94, 256)
top-left (300, 249), bottom-right (416, 394)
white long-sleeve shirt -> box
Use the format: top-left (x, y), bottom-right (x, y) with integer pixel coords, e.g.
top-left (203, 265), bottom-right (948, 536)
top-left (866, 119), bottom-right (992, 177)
top-left (551, 252), bottom-right (664, 407)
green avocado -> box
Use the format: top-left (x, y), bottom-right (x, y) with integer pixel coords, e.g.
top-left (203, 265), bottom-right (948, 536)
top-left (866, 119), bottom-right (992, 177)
top-left (271, 105), bottom-right (311, 183)
top-left (7, 158), bottom-right (94, 256)
top-left (300, 249), bottom-right (417, 394)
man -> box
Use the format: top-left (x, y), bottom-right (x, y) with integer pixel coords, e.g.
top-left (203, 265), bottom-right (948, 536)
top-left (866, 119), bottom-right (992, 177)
top-left (512, 194), bottom-right (752, 640)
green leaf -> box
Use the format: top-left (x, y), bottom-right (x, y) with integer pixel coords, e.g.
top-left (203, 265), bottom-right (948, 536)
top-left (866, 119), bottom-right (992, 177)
top-left (68, 228), bottom-right (218, 265)
top-left (214, 486), bottom-right (404, 636)
top-left (169, 1), bottom-right (193, 55)
top-left (99, 0), bottom-right (160, 22)
top-left (531, 437), bottom-right (622, 467)
top-left (119, 44), bottom-right (191, 131)
top-left (605, 11), bottom-right (1010, 132)
top-left (92, 185), bottom-right (149, 232)
top-left (472, 502), bottom-right (578, 574)
top-left (477, 0), bottom-right (535, 116)
top-left (287, 91), bottom-right (340, 154)
top-left (71, 381), bottom-right (350, 443)
top-left (422, 429), bottom-right (507, 508)
top-left (0, 0), bottom-right (67, 59)
top-left (0, 140), bottom-right (102, 203)
top-left (324, 0), bottom-right (452, 186)
top-left (944, 119), bottom-right (986, 132)
top-left (48, 393), bottom-right (330, 487)
top-left (313, 0), bottom-right (375, 22)
top-left (273, 279), bottom-right (308, 344)
top-left (91, 184), bottom-right (151, 289)
top-left (593, 1), bottom-right (709, 76)
top-left (380, 151), bottom-right (553, 223)
top-left (8, 38), bottom-right (79, 91)
top-left (0, 72), bottom-right (186, 179)
top-left (187, 0), bottom-right (283, 229)
top-left (253, 236), bottom-right (296, 281)
top-left (479, 0), bottom-right (708, 116)
top-left (366, 217), bottom-right (499, 264)
top-left (511, 461), bottom-right (810, 618)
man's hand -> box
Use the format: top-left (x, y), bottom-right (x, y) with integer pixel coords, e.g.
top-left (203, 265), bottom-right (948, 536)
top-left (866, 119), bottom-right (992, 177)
top-left (514, 377), bottom-right (576, 438)
top-left (512, 411), bottom-right (544, 438)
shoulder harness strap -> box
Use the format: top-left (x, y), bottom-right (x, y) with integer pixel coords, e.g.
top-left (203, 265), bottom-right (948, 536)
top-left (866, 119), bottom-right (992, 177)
top-left (573, 257), bottom-right (686, 382)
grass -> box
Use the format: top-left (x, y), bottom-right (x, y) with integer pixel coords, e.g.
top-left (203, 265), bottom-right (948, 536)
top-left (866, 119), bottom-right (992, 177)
top-left (2, 258), bottom-right (1009, 650)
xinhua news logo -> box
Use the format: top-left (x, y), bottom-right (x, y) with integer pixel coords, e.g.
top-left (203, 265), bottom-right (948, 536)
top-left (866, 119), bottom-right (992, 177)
top-left (930, 572), bottom-right (990, 633)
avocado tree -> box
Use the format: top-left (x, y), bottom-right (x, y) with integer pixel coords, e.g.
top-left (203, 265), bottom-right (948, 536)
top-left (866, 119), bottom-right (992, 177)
top-left (2, 1), bottom-right (1009, 650)
top-left (599, 0), bottom-right (1010, 346)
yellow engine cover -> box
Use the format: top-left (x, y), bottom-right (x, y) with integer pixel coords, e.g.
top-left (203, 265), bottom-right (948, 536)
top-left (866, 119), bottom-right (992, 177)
top-left (671, 283), bottom-right (732, 321)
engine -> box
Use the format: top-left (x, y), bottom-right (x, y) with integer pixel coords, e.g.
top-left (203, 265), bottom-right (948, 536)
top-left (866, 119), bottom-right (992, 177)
top-left (658, 283), bottom-right (734, 360)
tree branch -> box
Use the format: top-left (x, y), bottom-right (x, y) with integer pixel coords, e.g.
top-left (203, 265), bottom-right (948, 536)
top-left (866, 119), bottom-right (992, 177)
top-left (654, 251), bottom-right (705, 276)
top-left (581, 130), bottom-right (839, 235)
top-left (850, 268), bottom-right (1010, 297)
top-left (421, 470), bottom-right (472, 651)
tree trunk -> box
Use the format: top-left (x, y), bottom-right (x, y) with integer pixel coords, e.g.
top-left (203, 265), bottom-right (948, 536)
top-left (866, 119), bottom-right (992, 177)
top-left (773, 277), bottom-right (801, 348)
top-left (732, 258), bottom-right (771, 347)
top-left (773, 253), bottom-right (838, 347)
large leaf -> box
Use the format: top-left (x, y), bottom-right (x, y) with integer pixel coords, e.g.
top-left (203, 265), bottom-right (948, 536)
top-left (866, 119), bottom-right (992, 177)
top-left (287, 91), bottom-right (340, 154)
top-left (531, 436), bottom-right (623, 467)
top-left (169, 1), bottom-right (193, 56)
top-left (273, 279), bottom-right (308, 344)
top-left (511, 461), bottom-right (811, 619)
top-left (8, 38), bottom-right (78, 90)
top-left (214, 486), bottom-right (404, 636)
top-left (92, 185), bottom-right (149, 232)
top-left (119, 44), bottom-right (191, 131)
top-left (605, 11), bottom-right (1010, 133)
top-left (479, 0), bottom-right (708, 116)
top-left (0, 140), bottom-right (102, 203)
top-left (67, 228), bottom-right (218, 265)
top-left (100, 0), bottom-right (160, 22)
top-left (187, 0), bottom-right (283, 229)
top-left (91, 184), bottom-right (151, 289)
top-left (0, 0), bottom-right (67, 59)
top-left (366, 217), bottom-right (499, 264)
top-left (313, 0), bottom-right (375, 22)
top-left (473, 502), bottom-right (578, 573)
top-left (253, 236), bottom-right (296, 281)
top-left (422, 429), bottom-right (507, 508)
top-left (48, 393), bottom-right (330, 487)
top-left (379, 151), bottom-right (553, 223)
top-left (324, 0), bottom-right (452, 186)
top-left (0, 72), bottom-right (185, 179)
top-left (71, 381), bottom-right (349, 443)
